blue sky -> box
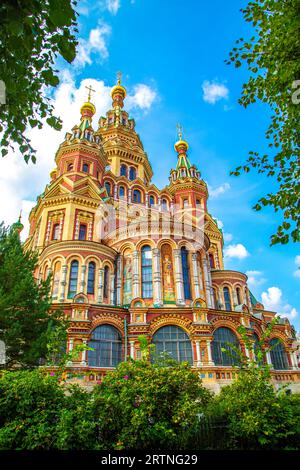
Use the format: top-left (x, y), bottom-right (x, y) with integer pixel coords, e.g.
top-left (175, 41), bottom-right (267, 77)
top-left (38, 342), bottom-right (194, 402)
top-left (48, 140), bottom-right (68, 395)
top-left (1, 0), bottom-right (299, 328)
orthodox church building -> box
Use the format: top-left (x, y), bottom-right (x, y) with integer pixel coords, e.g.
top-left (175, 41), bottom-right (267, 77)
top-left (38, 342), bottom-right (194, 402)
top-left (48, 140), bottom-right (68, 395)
top-left (24, 77), bottom-right (300, 392)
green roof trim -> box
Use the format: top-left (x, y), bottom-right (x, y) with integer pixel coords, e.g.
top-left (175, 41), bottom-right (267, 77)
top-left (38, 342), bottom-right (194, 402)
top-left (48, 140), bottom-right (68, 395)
top-left (249, 290), bottom-right (258, 306)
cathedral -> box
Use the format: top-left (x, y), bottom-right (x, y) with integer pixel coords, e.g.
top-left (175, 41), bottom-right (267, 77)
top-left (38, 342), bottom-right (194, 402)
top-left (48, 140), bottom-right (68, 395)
top-left (24, 77), bottom-right (300, 393)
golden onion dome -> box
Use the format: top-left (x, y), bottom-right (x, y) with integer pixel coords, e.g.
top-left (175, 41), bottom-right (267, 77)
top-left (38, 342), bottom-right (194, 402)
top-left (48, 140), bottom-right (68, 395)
top-left (111, 84), bottom-right (127, 98)
top-left (174, 139), bottom-right (189, 153)
top-left (80, 101), bottom-right (96, 115)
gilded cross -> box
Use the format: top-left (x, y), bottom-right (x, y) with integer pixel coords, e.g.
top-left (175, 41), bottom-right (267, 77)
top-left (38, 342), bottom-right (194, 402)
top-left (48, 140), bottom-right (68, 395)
top-left (117, 71), bottom-right (122, 85)
top-left (176, 123), bottom-right (183, 140)
top-left (85, 84), bottom-right (95, 102)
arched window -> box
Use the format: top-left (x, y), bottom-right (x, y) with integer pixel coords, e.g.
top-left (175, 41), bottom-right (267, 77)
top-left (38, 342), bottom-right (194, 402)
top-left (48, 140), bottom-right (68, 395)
top-left (181, 247), bottom-right (191, 300)
top-left (152, 325), bottom-right (193, 364)
top-left (211, 327), bottom-right (240, 366)
top-left (52, 261), bottom-right (61, 298)
top-left (88, 325), bottom-right (122, 367)
top-left (161, 198), bottom-right (168, 211)
top-left (105, 182), bottom-right (111, 196)
top-left (209, 253), bottom-right (215, 269)
top-left (120, 164), bottom-right (127, 177)
top-left (103, 266), bottom-right (110, 300)
top-left (82, 163), bottom-right (89, 173)
top-left (149, 195), bottom-right (155, 207)
top-left (78, 224), bottom-right (87, 241)
top-left (133, 189), bottom-right (141, 203)
top-left (119, 186), bottom-right (125, 198)
top-left (67, 163), bottom-right (73, 171)
top-left (52, 223), bottom-right (60, 240)
top-left (129, 167), bottom-right (136, 181)
top-left (213, 288), bottom-right (218, 308)
top-left (141, 245), bottom-right (153, 298)
top-left (236, 287), bottom-right (242, 305)
top-left (223, 286), bottom-right (232, 311)
top-left (68, 260), bottom-right (78, 298)
top-left (87, 261), bottom-right (95, 295)
top-left (270, 338), bottom-right (289, 370)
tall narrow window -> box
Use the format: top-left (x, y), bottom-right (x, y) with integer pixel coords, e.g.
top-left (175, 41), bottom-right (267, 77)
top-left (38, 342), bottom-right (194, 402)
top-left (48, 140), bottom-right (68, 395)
top-left (209, 253), bottom-right (215, 269)
top-left (149, 195), bottom-right (155, 207)
top-left (68, 260), bottom-right (78, 298)
top-left (181, 247), bottom-right (191, 300)
top-left (103, 266), bottom-right (110, 300)
top-left (161, 198), bottom-right (168, 211)
top-left (67, 163), bottom-right (73, 171)
top-left (223, 286), bottom-right (231, 311)
top-left (52, 223), bottom-right (60, 240)
top-left (133, 189), bottom-right (141, 203)
top-left (141, 245), bottom-right (153, 298)
top-left (87, 261), bottom-right (95, 295)
top-left (105, 182), bottom-right (111, 196)
top-left (236, 287), bottom-right (242, 305)
top-left (82, 163), bottom-right (89, 173)
top-left (78, 224), bottom-right (87, 241)
top-left (270, 338), bottom-right (289, 370)
top-left (129, 167), bottom-right (136, 181)
top-left (119, 186), bottom-right (125, 198)
top-left (183, 198), bottom-right (189, 208)
top-left (211, 327), bottom-right (240, 366)
top-left (120, 164), bottom-right (127, 177)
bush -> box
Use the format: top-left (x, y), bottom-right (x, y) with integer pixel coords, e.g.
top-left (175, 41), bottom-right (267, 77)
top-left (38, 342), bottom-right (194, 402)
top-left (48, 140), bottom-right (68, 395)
top-left (91, 360), bottom-right (213, 450)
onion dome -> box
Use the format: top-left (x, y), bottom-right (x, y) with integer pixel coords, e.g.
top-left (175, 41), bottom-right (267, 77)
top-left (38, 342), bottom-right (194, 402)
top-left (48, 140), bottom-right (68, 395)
top-left (80, 101), bottom-right (96, 117)
top-left (50, 168), bottom-right (57, 180)
top-left (12, 213), bottom-right (24, 235)
top-left (174, 123), bottom-right (189, 154)
top-left (111, 72), bottom-right (126, 109)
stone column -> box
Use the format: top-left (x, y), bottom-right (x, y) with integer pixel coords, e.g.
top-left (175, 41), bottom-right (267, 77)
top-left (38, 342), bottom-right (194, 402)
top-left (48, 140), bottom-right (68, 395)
top-left (59, 264), bottom-right (68, 301)
top-left (128, 189), bottom-right (132, 204)
top-left (114, 185), bottom-right (118, 200)
top-left (97, 267), bottom-right (104, 303)
top-left (68, 338), bottom-right (74, 353)
top-left (206, 339), bottom-right (214, 366)
top-left (130, 340), bottom-right (135, 359)
top-left (132, 250), bottom-right (140, 298)
top-left (191, 253), bottom-right (201, 299)
top-left (110, 273), bottom-right (115, 305)
top-left (152, 248), bottom-right (163, 306)
top-left (195, 340), bottom-right (201, 367)
top-left (233, 288), bottom-right (238, 307)
top-left (246, 288), bottom-right (253, 313)
top-left (173, 249), bottom-right (185, 306)
top-left (80, 264), bottom-right (86, 293)
top-left (81, 339), bottom-right (87, 366)
top-left (202, 255), bottom-right (213, 308)
top-left (116, 255), bottom-right (122, 306)
top-left (292, 351), bottom-right (299, 370)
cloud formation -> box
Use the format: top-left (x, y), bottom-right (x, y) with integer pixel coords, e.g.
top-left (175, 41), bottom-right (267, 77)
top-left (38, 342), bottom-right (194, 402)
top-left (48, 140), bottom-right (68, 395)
top-left (224, 243), bottom-right (249, 260)
top-left (261, 286), bottom-right (298, 320)
top-left (208, 182), bottom-right (230, 198)
top-left (294, 255), bottom-right (300, 278)
top-left (126, 84), bottom-right (157, 110)
top-left (106, 0), bottom-right (121, 14)
top-left (75, 22), bottom-right (112, 67)
top-left (202, 80), bottom-right (229, 104)
top-left (246, 270), bottom-right (266, 288)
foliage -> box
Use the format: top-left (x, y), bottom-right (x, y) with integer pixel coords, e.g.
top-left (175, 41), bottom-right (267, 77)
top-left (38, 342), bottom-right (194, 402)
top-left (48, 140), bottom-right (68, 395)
top-left (0, 0), bottom-right (78, 163)
top-left (0, 369), bottom-right (65, 450)
top-left (0, 223), bottom-right (64, 368)
top-left (227, 0), bottom-right (300, 245)
top-left (91, 359), bottom-right (213, 450)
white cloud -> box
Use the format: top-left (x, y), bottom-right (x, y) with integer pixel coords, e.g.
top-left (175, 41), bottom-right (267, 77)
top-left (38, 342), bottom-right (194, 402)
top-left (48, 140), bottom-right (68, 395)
top-left (0, 75), bottom-right (157, 240)
top-left (294, 255), bottom-right (300, 278)
top-left (208, 182), bottom-right (230, 198)
top-left (215, 218), bottom-right (223, 229)
top-left (106, 0), bottom-right (120, 14)
top-left (261, 286), bottom-right (298, 320)
top-left (75, 22), bottom-right (111, 67)
top-left (126, 84), bottom-right (157, 110)
top-left (224, 243), bottom-right (249, 259)
top-left (246, 270), bottom-right (266, 288)
top-left (202, 80), bottom-right (229, 104)
top-left (223, 232), bottom-right (233, 242)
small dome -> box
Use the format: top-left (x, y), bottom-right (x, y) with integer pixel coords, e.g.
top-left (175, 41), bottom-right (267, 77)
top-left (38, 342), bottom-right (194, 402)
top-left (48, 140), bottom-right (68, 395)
top-left (111, 84), bottom-right (127, 99)
top-left (80, 101), bottom-right (96, 116)
top-left (174, 139), bottom-right (189, 153)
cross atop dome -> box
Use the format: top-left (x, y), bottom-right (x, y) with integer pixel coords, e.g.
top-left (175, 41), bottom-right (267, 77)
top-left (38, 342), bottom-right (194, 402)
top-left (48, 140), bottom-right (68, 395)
top-left (111, 71), bottom-right (127, 108)
top-left (85, 84), bottom-right (95, 102)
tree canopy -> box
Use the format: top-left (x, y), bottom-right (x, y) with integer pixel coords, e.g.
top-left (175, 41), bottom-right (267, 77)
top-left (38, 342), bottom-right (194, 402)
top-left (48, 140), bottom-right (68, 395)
top-left (0, 0), bottom-right (78, 163)
top-left (0, 223), bottom-right (63, 368)
top-left (227, 0), bottom-right (300, 245)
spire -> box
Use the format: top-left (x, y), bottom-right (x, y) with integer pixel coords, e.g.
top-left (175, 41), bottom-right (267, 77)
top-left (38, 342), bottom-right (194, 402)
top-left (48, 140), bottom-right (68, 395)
top-left (111, 71), bottom-right (126, 109)
top-left (169, 124), bottom-right (201, 183)
top-left (71, 84), bottom-right (97, 140)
